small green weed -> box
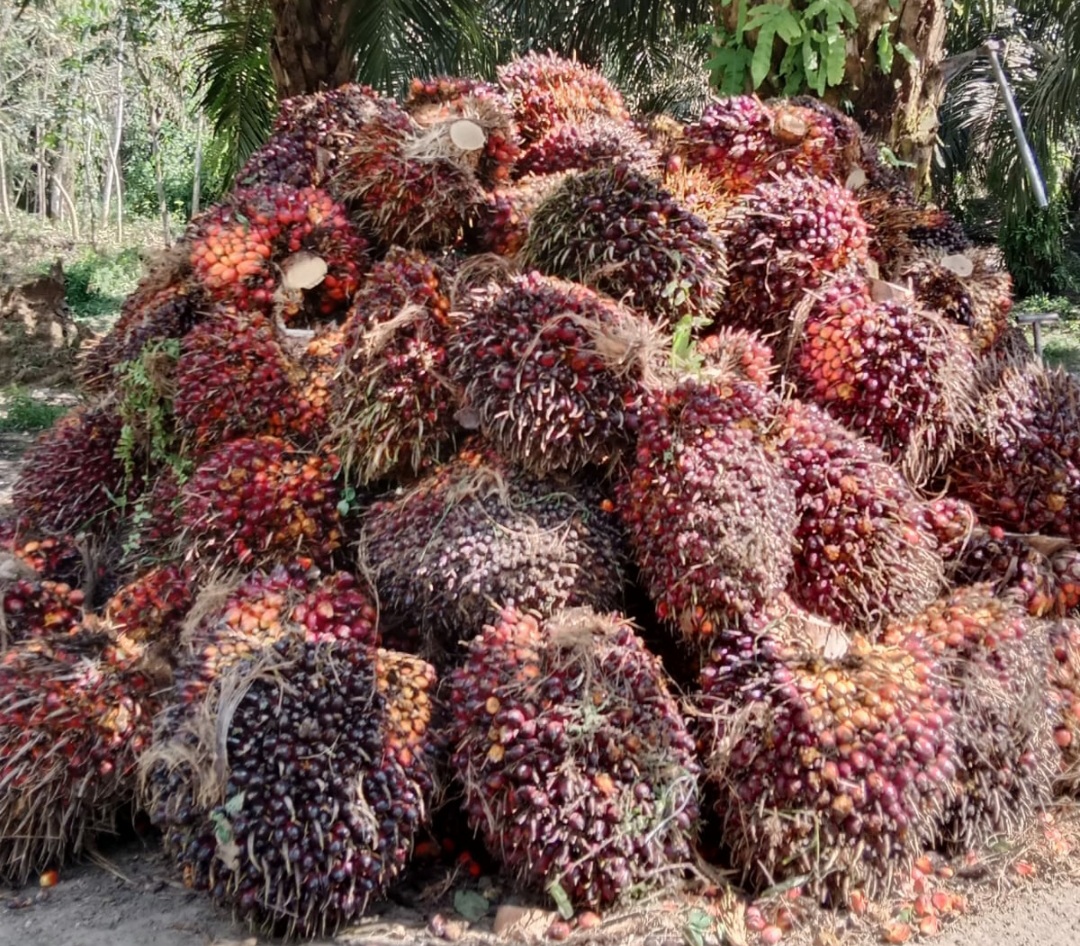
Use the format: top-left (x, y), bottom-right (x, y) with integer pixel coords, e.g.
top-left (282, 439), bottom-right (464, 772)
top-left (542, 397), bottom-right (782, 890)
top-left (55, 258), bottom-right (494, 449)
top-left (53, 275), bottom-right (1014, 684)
top-left (0, 389), bottom-right (69, 433)
top-left (62, 247), bottom-right (144, 320)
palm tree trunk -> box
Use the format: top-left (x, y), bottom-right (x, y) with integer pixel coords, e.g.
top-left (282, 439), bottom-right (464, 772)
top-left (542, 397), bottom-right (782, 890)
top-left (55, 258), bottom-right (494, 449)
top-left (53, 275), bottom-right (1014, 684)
top-left (831, 0), bottom-right (949, 190)
top-left (267, 0), bottom-right (358, 98)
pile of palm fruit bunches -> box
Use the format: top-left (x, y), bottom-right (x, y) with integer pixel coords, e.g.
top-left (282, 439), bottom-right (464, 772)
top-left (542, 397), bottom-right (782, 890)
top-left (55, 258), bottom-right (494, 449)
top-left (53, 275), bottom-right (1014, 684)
top-left (3, 50), bottom-right (1080, 939)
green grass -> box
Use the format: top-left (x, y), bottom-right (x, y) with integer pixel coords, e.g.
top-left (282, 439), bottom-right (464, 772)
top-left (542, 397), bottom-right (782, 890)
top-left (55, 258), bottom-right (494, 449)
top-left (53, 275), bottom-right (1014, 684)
top-left (0, 389), bottom-right (70, 433)
top-left (1014, 294), bottom-right (1080, 374)
top-left (61, 246), bottom-right (145, 320)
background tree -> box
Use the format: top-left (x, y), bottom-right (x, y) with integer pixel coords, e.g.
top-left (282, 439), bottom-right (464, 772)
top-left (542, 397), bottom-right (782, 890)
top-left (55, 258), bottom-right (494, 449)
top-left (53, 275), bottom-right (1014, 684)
top-left (935, 0), bottom-right (1080, 295)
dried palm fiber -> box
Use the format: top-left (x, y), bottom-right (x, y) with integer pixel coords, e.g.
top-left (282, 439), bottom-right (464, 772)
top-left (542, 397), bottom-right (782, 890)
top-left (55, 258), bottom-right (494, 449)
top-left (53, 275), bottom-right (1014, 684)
top-left (522, 162), bottom-right (727, 324)
top-left (448, 607), bottom-right (699, 909)
top-left (776, 399), bottom-right (944, 630)
top-left (883, 587), bottom-right (1056, 848)
top-left (362, 442), bottom-right (625, 652)
top-left (618, 375), bottom-right (796, 641)
top-left (700, 596), bottom-right (957, 900)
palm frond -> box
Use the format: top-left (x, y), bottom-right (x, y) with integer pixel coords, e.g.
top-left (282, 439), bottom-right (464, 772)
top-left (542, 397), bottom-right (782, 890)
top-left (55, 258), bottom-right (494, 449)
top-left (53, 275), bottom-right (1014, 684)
top-left (188, 0), bottom-right (276, 180)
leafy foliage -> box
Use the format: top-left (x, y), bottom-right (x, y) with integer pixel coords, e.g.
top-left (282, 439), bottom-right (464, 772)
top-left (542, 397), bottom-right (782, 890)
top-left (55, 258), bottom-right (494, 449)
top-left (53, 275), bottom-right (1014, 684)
top-left (707, 0), bottom-right (865, 96)
top-left (0, 389), bottom-right (69, 433)
top-left (63, 247), bottom-right (144, 319)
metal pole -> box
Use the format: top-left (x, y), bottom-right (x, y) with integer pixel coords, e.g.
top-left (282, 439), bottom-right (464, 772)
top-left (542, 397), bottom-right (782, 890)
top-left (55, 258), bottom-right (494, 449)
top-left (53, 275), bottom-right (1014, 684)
top-left (984, 41), bottom-right (1049, 209)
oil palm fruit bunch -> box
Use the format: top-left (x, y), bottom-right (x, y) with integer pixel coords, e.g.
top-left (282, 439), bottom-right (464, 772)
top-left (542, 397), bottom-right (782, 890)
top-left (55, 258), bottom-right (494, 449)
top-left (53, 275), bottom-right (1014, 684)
top-left (700, 606), bottom-right (956, 899)
top-left (466, 172), bottom-right (567, 256)
top-left (331, 248), bottom-right (458, 484)
top-left (103, 563), bottom-right (195, 648)
top-left (524, 163), bottom-right (727, 324)
top-left (188, 183), bottom-right (368, 323)
top-left (883, 588), bottom-right (1055, 848)
top-left (1046, 618), bottom-right (1080, 787)
top-left (0, 628), bottom-right (160, 885)
top-left (236, 84), bottom-right (391, 190)
top-left (696, 326), bottom-right (775, 387)
top-left (949, 363), bottom-right (1080, 541)
top-left (677, 96), bottom-right (778, 195)
top-left (917, 497), bottom-right (977, 563)
top-left (363, 443), bottom-right (625, 650)
top-left (859, 185), bottom-right (971, 277)
top-left (496, 52), bottom-right (629, 146)
top-left (13, 403), bottom-right (140, 536)
top-left (0, 526), bottom-right (85, 584)
top-left (619, 377), bottom-right (796, 640)
top-left (719, 174), bottom-right (868, 331)
top-left (337, 103), bottom-right (486, 249)
top-left (680, 97), bottom-right (863, 195)
top-left (448, 607), bottom-right (699, 910)
top-left (794, 277), bottom-right (977, 485)
top-left (176, 436), bottom-right (342, 570)
top-left (951, 530), bottom-right (1060, 618)
top-left (405, 78), bottom-right (520, 187)
top-left (145, 636), bottom-right (436, 936)
top-left (174, 308), bottom-right (309, 452)
top-left (1054, 548), bottom-right (1080, 614)
top-left (79, 276), bottom-right (199, 394)
top-left (449, 272), bottom-right (660, 475)
top-left (515, 116), bottom-right (654, 178)
top-left (898, 248), bottom-right (1013, 353)
top-left (777, 400), bottom-right (943, 630)
top-left (1, 577), bottom-right (85, 644)
top-left (171, 560), bottom-right (380, 713)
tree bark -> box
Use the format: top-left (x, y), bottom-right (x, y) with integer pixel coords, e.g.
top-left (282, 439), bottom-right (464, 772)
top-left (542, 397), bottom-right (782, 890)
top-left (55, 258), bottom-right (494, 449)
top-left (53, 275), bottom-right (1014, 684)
top-left (191, 112), bottom-right (204, 218)
top-left (0, 140), bottom-right (11, 224)
top-left (828, 0), bottom-right (949, 191)
top-left (102, 23), bottom-right (125, 227)
top-left (149, 105), bottom-right (172, 246)
top-left (267, 0), bottom-right (358, 98)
